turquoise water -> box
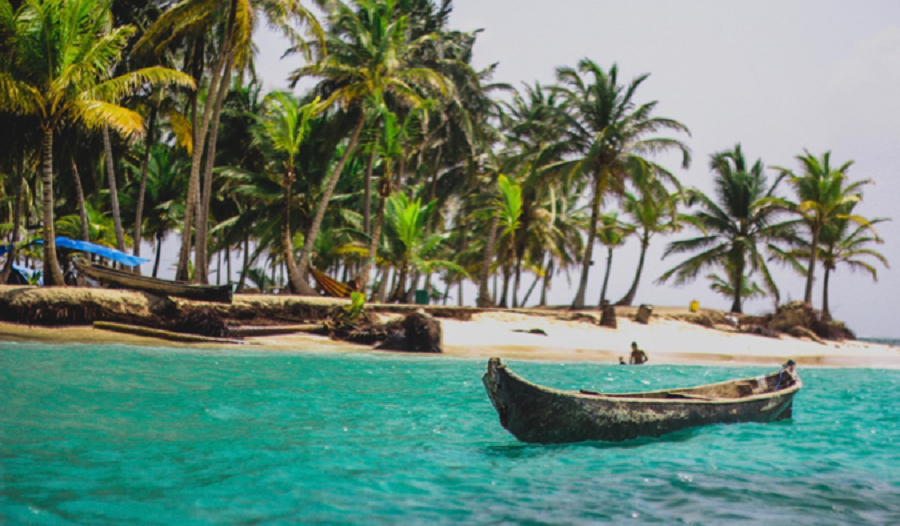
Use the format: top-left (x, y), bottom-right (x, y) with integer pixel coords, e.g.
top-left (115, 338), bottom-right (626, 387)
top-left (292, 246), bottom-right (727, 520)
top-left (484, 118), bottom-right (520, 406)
top-left (2, 344), bottom-right (899, 525)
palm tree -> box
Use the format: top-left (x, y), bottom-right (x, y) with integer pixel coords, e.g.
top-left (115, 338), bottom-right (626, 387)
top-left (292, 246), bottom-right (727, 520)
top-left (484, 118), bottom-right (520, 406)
top-left (0, 0), bottom-right (193, 285)
top-left (379, 191), bottom-right (462, 302)
top-left (290, 0), bottom-right (448, 291)
top-left (775, 151), bottom-right (871, 306)
top-left (800, 202), bottom-right (889, 320)
top-left (137, 0), bottom-right (324, 283)
top-left (659, 145), bottom-right (796, 313)
top-left (552, 59), bottom-right (691, 309)
top-left (254, 92), bottom-right (325, 293)
top-left (615, 184), bottom-right (682, 306)
top-left (122, 144), bottom-right (188, 277)
top-left (595, 211), bottom-right (634, 306)
top-left (493, 174), bottom-right (523, 307)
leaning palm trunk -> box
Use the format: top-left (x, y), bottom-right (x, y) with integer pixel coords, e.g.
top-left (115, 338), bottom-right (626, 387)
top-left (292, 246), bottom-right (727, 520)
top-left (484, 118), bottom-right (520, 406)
top-left (41, 130), bottom-right (65, 286)
top-left (476, 215), bottom-right (500, 307)
top-left (296, 114), bottom-right (366, 287)
top-left (572, 176), bottom-right (603, 309)
top-left (520, 270), bottom-right (541, 307)
top-left (152, 234), bottom-right (163, 278)
top-left (195, 58), bottom-right (234, 284)
top-left (103, 126), bottom-right (126, 253)
top-left (176, 45), bottom-right (229, 282)
top-left (133, 106), bottom-right (158, 275)
top-left (804, 227), bottom-right (820, 305)
top-left (282, 170), bottom-right (306, 294)
top-left (0, 155), bottom-right (25, 283)
top-left (821, 266), bottom-right (832, 321)
top-left (70, 159), bottom-right (90, 243)
top-left (616, 233), bottom-right (649, 307)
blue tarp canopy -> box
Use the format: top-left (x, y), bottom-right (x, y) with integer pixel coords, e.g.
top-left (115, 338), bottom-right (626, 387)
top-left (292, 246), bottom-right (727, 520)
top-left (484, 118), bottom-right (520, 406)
top-left (32, 237), bottom-right (149, 267)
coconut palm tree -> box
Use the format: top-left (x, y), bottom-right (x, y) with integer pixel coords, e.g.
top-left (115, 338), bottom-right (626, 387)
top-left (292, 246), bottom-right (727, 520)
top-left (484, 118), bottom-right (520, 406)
top-left (122, 144), bottom-right (188, 277)
top-left (289, 0), bottom-right (449, 291)
top-left (658, 145), bottom-right (796, 313)
top-left (615, 184), bottom-right (682, 306)
top-left (253, 92), bottom-right (325, 293)
top-left (137, 0), bottom-right (324, 283)
top-left (595, 211), bottom-right (634, 306)
top-left (774, 151), bottom-right (872, 306)
top-left (552, 59), bottom-right (691, 309)
top-left (788, 201), bottom-right (890, 320)
top-left (379, 191), bottom-right (463, 302)
top-left (0, 0), bottom-right (193, 285)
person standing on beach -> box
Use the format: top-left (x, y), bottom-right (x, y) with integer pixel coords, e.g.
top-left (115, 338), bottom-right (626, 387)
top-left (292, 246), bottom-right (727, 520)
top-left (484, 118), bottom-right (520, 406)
top-left (629, 342), bottom-right (648, 365)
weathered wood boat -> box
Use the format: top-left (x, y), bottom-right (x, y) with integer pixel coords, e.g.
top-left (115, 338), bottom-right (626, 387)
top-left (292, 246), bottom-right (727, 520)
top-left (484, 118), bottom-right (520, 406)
top-left (483, 358), bottom-right (801, 444)
top-left (75, 261), bottom-right (233, 304)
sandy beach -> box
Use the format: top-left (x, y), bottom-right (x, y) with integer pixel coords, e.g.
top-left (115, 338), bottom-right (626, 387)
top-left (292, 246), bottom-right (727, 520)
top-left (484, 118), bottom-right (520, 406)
top-left (2, 309), bottom-right (897, 368)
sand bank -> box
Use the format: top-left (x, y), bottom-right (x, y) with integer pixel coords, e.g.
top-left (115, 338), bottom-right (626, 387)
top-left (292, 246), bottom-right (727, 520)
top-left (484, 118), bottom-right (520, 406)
top-left (2, 310), bottom-right (897, 368)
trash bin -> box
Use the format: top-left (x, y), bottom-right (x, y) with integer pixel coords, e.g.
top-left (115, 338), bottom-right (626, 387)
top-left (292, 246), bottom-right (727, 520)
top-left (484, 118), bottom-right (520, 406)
top-left (414, 289), bottom-right (429, 305)
top-left (689, 300), bottom-right (700, 313)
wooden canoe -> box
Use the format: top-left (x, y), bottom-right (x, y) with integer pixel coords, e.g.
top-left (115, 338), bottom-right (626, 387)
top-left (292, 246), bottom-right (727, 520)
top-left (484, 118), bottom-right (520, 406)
top-left (75, 261), bottom-right (233, 304)
top-left (482, 358), bottom-right (801, 444)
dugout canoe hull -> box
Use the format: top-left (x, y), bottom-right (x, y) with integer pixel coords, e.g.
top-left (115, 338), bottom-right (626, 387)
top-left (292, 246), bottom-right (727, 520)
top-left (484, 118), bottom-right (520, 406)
top-left (76, 261), bottom-right (233, 303)
top-left (482, 358), bottom-right (801, 444)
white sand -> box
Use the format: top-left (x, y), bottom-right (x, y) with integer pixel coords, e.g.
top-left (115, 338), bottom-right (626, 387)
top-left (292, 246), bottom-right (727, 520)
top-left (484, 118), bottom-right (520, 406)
top-left (439, 312), bottom-right (900, 368)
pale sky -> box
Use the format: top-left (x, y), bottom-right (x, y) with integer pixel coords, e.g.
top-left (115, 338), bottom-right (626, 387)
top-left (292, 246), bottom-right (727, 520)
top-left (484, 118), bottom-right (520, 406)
top-left (245, 0), bottom-right (900, 337)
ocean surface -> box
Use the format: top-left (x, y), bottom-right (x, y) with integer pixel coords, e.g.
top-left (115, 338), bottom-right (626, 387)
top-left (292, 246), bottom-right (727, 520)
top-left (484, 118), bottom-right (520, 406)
top-left (1, 343), bottom-right (899, 525)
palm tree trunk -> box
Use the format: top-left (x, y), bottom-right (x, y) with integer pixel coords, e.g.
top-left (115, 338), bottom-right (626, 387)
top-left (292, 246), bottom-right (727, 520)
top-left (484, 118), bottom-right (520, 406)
top-left (822, 266), bottom-right (832, 321)
top-left (132, 105), bottom-right (157, 275)
top-left (283, 170), bottom-right (307, 294)
top-left (457, 280), bottom-right (463, 307)
top-left (377, 267), bottom-right (390, 303)
top-left (804, 226), bottom-right (820, 306)
top-left (296, 114), bottom-right (366, 290)
top-left (730, 252), bottom-right (744, 314)
top-left (442, 280), bottom-right (451, 305)
top-left (520, 270), bottom-right (541, 307)
top-left (236, 235), bottom-right (251, 292)
top-left (176, 43), bottom-right (230, 282)
top-left (195, 57), bottom-right (234, 285)
top-left (152, 234), bottom-right (163, 278)
top-left (226, 245), bottom-right (232, 285)
top-left (363, 127), bottom-right (378, 236)
top-left (0, 155), bottom-right (25, 283)
top-left (540, 259), bottom-right (553, 307)
top-left (499, 267), bottom-right (511, 308)
top-left (512, 259), bottom-right (522, 308)
top-left (572, 176), bottom-right (603, 309)
top-left (599, 247), bottom-right (613, 306)
top-left (362, 194), bottom-right (386, 297)
top-left (40, 129), bottom-right (65, 286)
top-left (70, 159), bottom-right (90, 243)
top-left (616, 233), bottom-right (649, 307)
top-left (102, 126), bottom-right (126, 253)
top-left (476, 215), bottom-right (499, 307)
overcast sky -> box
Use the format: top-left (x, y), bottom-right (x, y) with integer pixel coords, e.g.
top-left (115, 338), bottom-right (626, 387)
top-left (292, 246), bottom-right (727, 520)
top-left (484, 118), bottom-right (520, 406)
top-left (246, 0), bottom-right (900, 337)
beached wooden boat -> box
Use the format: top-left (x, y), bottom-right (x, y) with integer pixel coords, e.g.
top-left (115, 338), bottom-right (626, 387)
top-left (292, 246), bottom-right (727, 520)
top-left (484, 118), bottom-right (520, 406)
top-left (75, 261), bottom-right (233, 303)
top-left (482, 358), bottom-right (801, 444)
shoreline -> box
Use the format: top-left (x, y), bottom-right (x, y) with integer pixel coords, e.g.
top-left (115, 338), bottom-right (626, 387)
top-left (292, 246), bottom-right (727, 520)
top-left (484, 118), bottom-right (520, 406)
top-left (2, 311), bottom-right (898, 369)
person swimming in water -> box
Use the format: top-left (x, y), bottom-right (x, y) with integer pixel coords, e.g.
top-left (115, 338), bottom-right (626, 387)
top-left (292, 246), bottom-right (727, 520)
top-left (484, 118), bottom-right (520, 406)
top-left (629, 342), bottom-right (648, 365)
